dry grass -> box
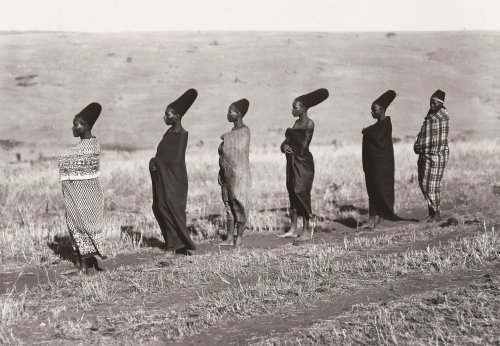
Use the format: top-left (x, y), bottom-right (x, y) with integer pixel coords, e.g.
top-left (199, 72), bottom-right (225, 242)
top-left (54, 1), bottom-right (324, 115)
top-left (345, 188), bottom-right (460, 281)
top-left (3, 226), bottom-right (497, 343)
top-left (0, 295), bottom-right (26, 326)
top-left (1, 139), bottom-right (498, 270)
top-left (254, 277), bottom-right (500, 345)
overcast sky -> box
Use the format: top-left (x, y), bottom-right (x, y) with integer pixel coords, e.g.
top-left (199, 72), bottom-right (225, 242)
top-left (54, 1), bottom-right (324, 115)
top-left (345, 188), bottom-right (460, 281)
top-left (0, 0), bottom-right (499, 32)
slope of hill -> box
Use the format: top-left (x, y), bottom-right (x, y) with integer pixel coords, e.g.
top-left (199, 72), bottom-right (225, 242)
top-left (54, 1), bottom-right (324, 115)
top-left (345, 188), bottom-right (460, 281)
top-left (0, 31), bottom-right (498, 152)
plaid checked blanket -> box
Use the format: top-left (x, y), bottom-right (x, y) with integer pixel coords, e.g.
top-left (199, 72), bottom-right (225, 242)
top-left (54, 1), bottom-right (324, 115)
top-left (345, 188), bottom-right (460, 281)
top-left (414, 107), bottom-right (450, 212)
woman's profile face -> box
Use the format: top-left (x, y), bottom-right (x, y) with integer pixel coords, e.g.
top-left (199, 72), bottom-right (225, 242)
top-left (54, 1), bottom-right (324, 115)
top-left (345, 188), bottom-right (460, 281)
top-left (371, 103), bottom-right (384, 119)
top-left (227, 106), bottom-right (240, 123)
top-left (292, 101), bottom-right (305, 117)
top-left (429, 97), bottom-right (442, 112)
top-left (164, 108), bottom-right (179, 125)
top-left (72, 116), bottom-right (88, 137)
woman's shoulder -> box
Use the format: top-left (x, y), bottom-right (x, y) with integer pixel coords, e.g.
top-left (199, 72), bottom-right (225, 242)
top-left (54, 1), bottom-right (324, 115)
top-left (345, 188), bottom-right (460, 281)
top-left (436, 107), bottom-right (449, 120)
top-left (363, 121), bottom-right (377, 133)
top-left (290, 119), bottom-right (314, 131)
top-left (304, 118), bottom-right (315, 129)
top-left (235, 124), bottom-right (250, 133)
top-left (166, 128), bottom-right (188, 135)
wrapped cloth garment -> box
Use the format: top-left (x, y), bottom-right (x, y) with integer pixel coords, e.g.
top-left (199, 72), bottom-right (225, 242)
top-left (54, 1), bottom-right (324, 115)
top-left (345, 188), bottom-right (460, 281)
top-left (58, 137), bottom-right (100, 181)
top-left (150, 131), bottom-right (196, 251)
top-left (282, 128), bottom-right (315, 219)
top-left (414, 107), bottom-right (450, 212)
top-left (218, 125), bottom-right (251, 223)
top-left (362, 117), bottom-right (396, 219)
top-left (58, 138), bottom-right (103, 258)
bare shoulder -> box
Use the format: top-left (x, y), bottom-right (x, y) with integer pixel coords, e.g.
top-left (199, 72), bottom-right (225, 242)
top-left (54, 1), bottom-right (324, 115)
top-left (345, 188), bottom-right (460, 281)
top-left (305, 118), bottom-right (315, 129)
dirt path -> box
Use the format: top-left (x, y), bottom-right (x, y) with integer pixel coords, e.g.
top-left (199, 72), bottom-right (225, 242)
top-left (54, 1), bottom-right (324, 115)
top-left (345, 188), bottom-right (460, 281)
top-left (0, 220), bottom-right (362, 294)
top-left (0, 219), bottom-right (478, 294)
top-left (177, 263), bottom-right (500, 345)
top-left (2, 218), bottom-right (496, 345)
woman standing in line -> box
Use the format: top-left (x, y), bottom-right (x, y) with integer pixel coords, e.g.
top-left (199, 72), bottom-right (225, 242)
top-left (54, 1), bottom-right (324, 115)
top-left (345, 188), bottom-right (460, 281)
top-left (361, 90), bottom-right (398, 229)
top-left (218, 99), bottom-right (251, 248)
top-left (58, 102), bottom-right (106, 274)
top-left (413, 89), bottom-right (450, 222)
top-left (278, 88), bottom-right (329, 241)
top-left (149, 89), bottom-right (198, 255)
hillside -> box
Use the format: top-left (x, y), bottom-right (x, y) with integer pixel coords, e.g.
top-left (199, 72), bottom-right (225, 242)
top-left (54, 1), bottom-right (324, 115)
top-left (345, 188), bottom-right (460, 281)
top-left (0, 31), bottom-right (499, 153)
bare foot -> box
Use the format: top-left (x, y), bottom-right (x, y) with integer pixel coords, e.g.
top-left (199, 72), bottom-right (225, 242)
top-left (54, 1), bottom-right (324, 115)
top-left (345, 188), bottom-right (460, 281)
top-left (420, 214), bottom-right (433, 223)
top-left (277, 229), bottom-right (299, 238)
top-left (305, 226), bottom-right (314, 239)
top-left (234, 236), bottom-right (242, 248)
top-left (292, 235), bottom-right (308, 246)
top-left (427, 212), bottom-right (442, 222)
top-left (361, 218), bottom-right (377, 229)
top-left (61, 268), bottom-right (79, 276)
top-left (163, 251), bottom-right (176, 258)
top-left (219, 237), bottom-right (234, 246)
top-left (421, 206), bottom-right (437, 222)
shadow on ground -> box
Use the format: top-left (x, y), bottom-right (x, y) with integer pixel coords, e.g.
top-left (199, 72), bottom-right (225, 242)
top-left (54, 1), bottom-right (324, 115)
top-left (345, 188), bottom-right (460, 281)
top-left (47, 235), bottom-right (75, 263)
top-left (121, 225), bottom-right (166, 250)
top-left (338, 204), bottom-right (369, 215)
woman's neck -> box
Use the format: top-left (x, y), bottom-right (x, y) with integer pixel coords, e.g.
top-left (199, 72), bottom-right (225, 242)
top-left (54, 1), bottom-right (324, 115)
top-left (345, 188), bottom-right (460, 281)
top-left (298, 112), bottom-right (309, 123)
top-left (170, 121), bottom-right (184, 132)
top-left (80, 131), bottom-right (93, 140)
top-left (232, 117), bottom-right (244, 129)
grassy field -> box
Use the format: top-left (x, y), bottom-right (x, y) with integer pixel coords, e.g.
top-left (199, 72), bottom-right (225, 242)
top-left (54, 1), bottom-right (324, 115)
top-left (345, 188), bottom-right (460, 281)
top-left (1, 31), bottom-right (500, 344)
top-left (0, 137), bottom-right (499, 344)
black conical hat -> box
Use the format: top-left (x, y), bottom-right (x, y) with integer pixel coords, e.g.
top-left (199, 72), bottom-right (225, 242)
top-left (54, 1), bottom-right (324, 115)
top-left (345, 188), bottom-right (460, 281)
top-left (431, 89), bottom-right (445, 103)
top-left (167, 89), bottom-right (198, 116)
top-left (230, 98), bottom-right (250, 116)
top-left (76, 102), bottom-right (101, 127)
top-left (295, 88), bottom-right (329, 108)
top-left (373, 90), bottom-right (396, 109)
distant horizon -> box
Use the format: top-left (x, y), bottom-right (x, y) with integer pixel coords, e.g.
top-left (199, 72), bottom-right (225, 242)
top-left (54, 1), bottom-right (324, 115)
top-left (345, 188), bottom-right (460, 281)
top-left (1, 29), bottom-right (499, 35)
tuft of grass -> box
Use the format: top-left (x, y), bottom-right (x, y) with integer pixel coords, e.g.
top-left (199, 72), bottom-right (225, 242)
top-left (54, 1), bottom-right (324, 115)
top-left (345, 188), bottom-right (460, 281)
top-left (0, 290), bottom-right (27, 326)
top-left (79, 274), bottom-right (120, 304)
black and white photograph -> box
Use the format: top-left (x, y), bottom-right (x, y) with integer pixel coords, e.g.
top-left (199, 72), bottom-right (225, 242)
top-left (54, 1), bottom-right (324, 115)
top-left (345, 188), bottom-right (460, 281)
top-left (1, 0), bottom-right (499, 344)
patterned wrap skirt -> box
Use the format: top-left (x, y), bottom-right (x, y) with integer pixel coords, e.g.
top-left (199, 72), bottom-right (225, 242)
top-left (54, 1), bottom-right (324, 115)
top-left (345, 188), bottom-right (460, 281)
top-left (61, 178), bottom-right (103, 258)
top-left (417, 153), bottom-right (448, 212)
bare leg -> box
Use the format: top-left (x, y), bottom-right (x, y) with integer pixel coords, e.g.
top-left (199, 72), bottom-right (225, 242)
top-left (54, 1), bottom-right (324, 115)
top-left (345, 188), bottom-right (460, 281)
top-left (77, 253), bottom-right (84, 275)
top-left (301, 217), bottom-right (312, 239)
top-left (278, 208), bottom-right (299, 238)
top-left (220, 219), bottom-right (235, 246)
top-left (80, 257), bottom-right (89, 275)
top-left (234, 222), bottom-right (245, 248)
top-left (293, 217), bottom-right (312, 245)
top-left (299, 217), bottom-right (311, 238)
top-left (421, 205), bottom-right (435, 222)
top-left (428, 209), bottom-right (441, 222)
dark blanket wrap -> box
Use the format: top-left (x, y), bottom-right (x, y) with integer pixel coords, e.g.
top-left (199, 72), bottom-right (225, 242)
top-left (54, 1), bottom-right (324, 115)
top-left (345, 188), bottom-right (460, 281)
top-left (149, 131), bottom-right (196, 251)
top-left (362, 117), bottom-right (396, 219)
top-left (284, 128), bottom-right (315, 218)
